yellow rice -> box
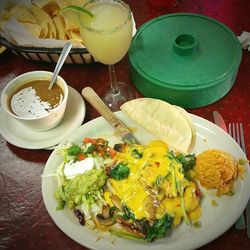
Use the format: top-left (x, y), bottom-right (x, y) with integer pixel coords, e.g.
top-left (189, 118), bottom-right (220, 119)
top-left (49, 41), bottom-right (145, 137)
top-left (194, 149), bottom-right (239, 196)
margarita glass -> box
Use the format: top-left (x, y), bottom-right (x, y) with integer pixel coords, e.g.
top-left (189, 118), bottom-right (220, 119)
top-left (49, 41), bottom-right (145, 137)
top-left (80, 0), bottom-right (135, 110)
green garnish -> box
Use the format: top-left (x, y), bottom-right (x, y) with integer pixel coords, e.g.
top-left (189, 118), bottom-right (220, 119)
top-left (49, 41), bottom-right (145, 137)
top-left (68, 145), bottom-right (81, 155)
top-left (109, 163), bottom-right (130, 180)
top-left (145, 213), bottom-right (173, 242)
top-left (131, 149), bottom-right (143, 159)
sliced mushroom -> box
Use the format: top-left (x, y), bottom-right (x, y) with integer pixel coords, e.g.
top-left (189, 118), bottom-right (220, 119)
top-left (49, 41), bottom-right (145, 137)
top-left (96, 214), bottom-right (115, 226)
top-left (114, 143), bottom-right (126, 152)
top-left (116, 217), bottom-right (147, 238)
top-left (102, 204), bottom-right (111, 219)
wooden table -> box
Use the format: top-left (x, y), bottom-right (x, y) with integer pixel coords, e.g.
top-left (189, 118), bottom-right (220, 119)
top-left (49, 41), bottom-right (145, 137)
top-left (0, 0), bottom-right (249, 249)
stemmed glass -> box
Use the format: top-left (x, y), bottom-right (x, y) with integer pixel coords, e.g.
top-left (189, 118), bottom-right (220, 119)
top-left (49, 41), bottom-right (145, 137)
top-left (80, 0), bottom-right (135, 111)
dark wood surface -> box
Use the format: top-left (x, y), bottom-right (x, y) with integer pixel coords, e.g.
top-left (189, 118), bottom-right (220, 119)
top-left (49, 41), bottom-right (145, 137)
top-left (0, 0), bottom-right (249, 249)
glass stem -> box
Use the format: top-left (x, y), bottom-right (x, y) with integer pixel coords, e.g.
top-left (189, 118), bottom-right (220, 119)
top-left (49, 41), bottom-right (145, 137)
top-left (108, 64), bottom-right (119, 94)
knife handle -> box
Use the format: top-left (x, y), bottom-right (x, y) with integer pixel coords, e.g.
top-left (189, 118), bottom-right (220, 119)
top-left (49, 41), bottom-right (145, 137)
top-left (81, 87), bottom-right (130, 135)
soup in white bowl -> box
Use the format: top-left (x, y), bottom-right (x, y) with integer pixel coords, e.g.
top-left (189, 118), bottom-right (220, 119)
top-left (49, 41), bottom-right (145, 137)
top-left (1, 71), bottom-right (68, 131)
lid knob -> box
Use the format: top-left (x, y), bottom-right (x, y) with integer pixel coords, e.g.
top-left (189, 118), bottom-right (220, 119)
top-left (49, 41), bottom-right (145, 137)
top-left (173, 34), bottom-right (197, 55)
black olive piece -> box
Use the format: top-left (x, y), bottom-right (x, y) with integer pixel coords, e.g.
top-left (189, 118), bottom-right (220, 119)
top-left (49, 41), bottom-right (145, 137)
top-left (74, 209), bottom-right (85, 226)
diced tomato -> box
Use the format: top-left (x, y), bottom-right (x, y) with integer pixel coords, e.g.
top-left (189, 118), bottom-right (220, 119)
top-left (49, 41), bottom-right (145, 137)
top-left (82, 138), bottom-right (115, 158)
top-left (98, 150), bottom-right (106, 157)
top-left (96, 138), bottom-right (107, 145)
top-left (195, 187), bottom-right (202, 199)
top-left (106, 147), bottom-right (117, 158)
top-left (155, 161), bottom-right (160, 167)
top-left (83, 138), bottom-right (97, 144)
top-left (77, 153), bottom-right (86, 161)
top-left (83, 137), bottom-right (92, 143)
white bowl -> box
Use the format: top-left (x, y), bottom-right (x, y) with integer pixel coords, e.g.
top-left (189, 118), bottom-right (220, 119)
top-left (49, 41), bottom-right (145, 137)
top-left (1, 71), bottom-right (68, 131)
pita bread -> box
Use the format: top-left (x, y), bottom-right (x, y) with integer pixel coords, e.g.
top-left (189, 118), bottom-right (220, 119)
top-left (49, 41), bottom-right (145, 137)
top-left (120, 98), bottom-right (195, 153)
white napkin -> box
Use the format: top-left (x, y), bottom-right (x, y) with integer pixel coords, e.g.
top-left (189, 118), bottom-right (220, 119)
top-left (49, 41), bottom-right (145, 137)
top-left (238, 31), bottom-right (250, 51)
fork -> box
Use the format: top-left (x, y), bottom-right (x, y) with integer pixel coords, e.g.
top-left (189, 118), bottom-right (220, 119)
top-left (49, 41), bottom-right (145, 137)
top-left (228, 123), bottom-right (249, 235)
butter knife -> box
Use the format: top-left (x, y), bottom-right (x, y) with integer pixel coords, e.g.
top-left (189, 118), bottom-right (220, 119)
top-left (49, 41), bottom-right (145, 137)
top-left (81, 87), bottom-right (138, 144)
top-left (212, 111), bottom-right (228, 132)
top-left (213, 111), bottom-right (246, 230)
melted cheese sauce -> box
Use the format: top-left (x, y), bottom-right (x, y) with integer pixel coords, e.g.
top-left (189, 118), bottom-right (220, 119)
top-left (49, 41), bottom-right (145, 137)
top-left (106, 140), bottom-right (201, 225)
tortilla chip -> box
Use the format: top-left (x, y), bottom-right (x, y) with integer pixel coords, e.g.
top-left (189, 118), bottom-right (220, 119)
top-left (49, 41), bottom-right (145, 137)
top-left (120, 98), bottom-right (194, 153)
top-left (38, 20), bottom-right (48, 38)
top-left (55, 0), bottom-right (88, 9)
top-left (23, 22), bottom-right (42, 37)
top-left (32, 0), bottom-right (51, 9)
top-left (1, 0), bottom-right (86, 42)
top-left (1, 10), bottom-right (11, 20)
top-left (66, 29), bottom-right (82, 42)
top-left (41, 1), bottom-right (60, 16)
top-left (48, 20), bottom-right (57, 38)
top-left (10, 4), bottom-right (37, 24)
top-left (64, 18), bottom-right (79, 32)
top-left (30, 5), bottom-right (49, 38)
top-left (45, 29), bottom-right (53, 39)
top-left (53, 15), bottom-right (66, 40)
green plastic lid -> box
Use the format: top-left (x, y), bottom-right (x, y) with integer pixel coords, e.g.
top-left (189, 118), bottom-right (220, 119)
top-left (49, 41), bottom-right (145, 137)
top-left (129, 13), bottom-right (242, 108)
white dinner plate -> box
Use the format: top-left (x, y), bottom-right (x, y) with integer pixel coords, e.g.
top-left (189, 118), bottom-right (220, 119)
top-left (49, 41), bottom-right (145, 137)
top-left (42, 112), bottom-right (250, 250)
top-left (0, 86), bottom-right (86, 149)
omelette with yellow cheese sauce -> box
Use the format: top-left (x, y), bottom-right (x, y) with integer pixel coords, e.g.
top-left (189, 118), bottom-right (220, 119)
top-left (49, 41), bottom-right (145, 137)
top-left (54, 138), bottom-right (202, 242)
top-left (104, 140), bottom-right (202, 240)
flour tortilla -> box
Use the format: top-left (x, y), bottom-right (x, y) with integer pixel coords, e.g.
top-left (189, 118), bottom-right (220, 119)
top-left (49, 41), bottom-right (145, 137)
top-left (120, 98), bottom-right (195, 153)
top-left (173, 105), bottom-right (196, 152)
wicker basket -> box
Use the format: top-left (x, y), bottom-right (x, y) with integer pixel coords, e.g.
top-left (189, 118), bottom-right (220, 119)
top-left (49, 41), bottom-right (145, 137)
top-left (0, 35), bottom-right (95, 64)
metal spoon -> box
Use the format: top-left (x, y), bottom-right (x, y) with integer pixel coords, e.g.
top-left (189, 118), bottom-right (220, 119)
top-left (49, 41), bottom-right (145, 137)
top-left (48, 41), bottom-right (72, 90)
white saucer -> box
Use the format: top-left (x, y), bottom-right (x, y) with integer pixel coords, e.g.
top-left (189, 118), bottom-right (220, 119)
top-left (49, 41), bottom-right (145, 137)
top-left (0, 86), bottom-right (86, 149)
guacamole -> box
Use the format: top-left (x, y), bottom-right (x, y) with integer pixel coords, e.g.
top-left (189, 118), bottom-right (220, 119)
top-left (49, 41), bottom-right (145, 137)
top-left (54, 168), bottom-right (107, 209)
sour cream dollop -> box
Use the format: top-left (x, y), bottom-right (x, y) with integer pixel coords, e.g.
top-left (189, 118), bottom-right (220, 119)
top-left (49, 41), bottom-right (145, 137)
top-left (64, 157), bottom-right (95, 179)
